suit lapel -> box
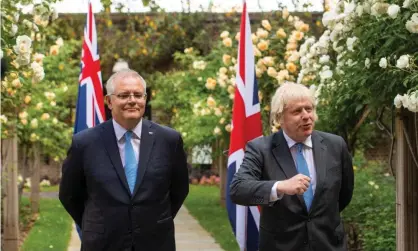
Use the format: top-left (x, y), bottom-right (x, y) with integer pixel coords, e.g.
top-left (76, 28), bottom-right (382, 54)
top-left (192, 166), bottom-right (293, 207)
top-left (101, 120), bottom-right (131, 195)
top-left (271, 131), bottom-right (306, 208)
top-left (271, 131), bottom-right (298, 178)
top-left (132, 120), bottom-right (155, 196)
top-left (310, 131), bottom-right (326, 212)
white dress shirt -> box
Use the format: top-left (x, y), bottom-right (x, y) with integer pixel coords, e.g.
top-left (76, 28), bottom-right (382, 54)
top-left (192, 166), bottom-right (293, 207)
top-left (112, 119), bottom-right (142, 167)
top-left (270, 131), bottom-right (317, 201)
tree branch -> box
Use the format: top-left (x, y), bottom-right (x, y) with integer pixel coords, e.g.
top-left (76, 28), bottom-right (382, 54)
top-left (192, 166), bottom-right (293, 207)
top-left (350, 105), bottom-right (372, 140)
top-left (376, 107), bottom-right (392, 136)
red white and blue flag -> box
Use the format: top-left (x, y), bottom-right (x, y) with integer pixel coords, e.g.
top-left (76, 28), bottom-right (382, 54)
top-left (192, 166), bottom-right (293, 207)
top-left (74, 0), bottom-right (106, 133)
top-left (74, 0), bottom-right (105, 238)
top-left (226, 1), bottom-right (263, 250)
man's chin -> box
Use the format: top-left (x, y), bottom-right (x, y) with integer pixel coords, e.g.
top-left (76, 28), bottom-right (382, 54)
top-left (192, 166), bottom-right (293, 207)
top-left (123, 115), bottom-right (142, 121)
top-left (303, 128), bottom-right (313, 136)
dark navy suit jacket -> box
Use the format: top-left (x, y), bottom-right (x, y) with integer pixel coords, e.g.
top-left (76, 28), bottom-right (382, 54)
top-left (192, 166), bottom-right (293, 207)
top-left (59, 119), bottom-right (189, 251)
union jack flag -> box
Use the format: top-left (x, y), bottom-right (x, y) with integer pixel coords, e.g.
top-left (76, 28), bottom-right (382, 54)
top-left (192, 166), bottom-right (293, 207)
top-left (226, 1), bottom-right (262, 250)
top-left (74, 0), bottom-right (106, 133)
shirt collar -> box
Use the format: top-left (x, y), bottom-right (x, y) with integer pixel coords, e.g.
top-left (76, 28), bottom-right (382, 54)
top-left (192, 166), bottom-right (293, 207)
top-left (112, 119), bottom-right (142, 142)
top-left (282, 130), bottom-right (312, 149)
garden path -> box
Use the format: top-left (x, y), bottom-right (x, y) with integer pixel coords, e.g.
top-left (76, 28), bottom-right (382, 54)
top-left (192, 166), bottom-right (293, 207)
top-left (67, 206), bottom-right (225, 251)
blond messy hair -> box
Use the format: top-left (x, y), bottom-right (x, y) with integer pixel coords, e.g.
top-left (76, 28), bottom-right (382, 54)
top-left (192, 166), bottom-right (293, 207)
top-left (270, 82), bottom-right (318, 128)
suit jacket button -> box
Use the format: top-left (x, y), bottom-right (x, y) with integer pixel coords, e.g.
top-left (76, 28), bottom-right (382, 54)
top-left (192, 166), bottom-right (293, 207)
top-left (307, 218), bottom-right (311, 222)
top-left (304, 241), bottom-right (308, 244)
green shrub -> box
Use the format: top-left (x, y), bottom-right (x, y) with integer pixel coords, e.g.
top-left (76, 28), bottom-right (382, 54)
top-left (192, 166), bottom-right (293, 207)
top-left (343, 157), bottom-right (395, 251)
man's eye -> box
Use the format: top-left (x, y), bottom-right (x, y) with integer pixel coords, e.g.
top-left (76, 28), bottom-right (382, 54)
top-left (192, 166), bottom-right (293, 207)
top-left (119, 94), bottom-right (130, 99)
top-left (133, 94), bottom-right (143, 99)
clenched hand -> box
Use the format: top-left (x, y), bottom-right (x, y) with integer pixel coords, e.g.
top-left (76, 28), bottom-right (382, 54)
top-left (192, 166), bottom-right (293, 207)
top-left (276, 174), bottom-right (311, 195)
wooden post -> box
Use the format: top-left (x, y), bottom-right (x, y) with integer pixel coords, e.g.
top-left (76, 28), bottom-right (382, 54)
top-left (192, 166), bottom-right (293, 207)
top-left (2, 135), bottom-right (20, 251)
top-left (396, 109), bottom-right (418, 251)
top-left (30, 144), bottom-right (41, 213)
top-left (405, 111), bottom-right (418, 251)
top-left (396, 111), bottom-right (407, 251)
top-left (218, 139), bottom-right (227, 207)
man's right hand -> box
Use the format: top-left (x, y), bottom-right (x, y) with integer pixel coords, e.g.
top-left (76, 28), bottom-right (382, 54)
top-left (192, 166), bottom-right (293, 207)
top-left (276, 174), bottom-right (310, 196)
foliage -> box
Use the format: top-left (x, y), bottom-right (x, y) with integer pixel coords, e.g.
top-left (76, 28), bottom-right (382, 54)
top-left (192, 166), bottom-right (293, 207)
top-left (1, 1), bottom-right (77, 161)
top-left (21, 198), bottom-right (72, 251)
top-left (151, 9), bottom-right (316, 153)
top-left (298, 0), bottom-right (418, 151)
top-left (16, 39), bottom-right (80, 161)
top-left (50, 7), bottom-right (241, 81)
top-left (184, 185), bottom-right (239, 251)
top-left (343, 154), bottom-right (395, 251)
top-left (19, 197), bottom-right (33, 233)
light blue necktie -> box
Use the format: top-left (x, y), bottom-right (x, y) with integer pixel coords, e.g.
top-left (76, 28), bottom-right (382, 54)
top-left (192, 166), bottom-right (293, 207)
top-left (124, 131), bottom-right (138, 194)
top-left (295, 143), bottom-right (314, 210)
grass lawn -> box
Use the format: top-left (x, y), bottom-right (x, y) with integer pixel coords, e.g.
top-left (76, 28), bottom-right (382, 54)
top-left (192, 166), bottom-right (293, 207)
top-left (20, 198), bottom-right (72, 251)
top-left (184, 185), bottom-right (239, 251)
top-left (24, 185), bottom-right (60, 193)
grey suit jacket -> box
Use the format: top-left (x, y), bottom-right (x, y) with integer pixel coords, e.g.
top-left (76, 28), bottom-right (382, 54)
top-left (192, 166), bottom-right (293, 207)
top-left (59, 119), bottom-right (189, 251)
top-left (229, 130), bottom-right (354, 251)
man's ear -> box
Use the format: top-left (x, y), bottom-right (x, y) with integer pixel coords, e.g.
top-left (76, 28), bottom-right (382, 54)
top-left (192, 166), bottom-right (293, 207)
top-left (105, 95), bottom-right (112, 110)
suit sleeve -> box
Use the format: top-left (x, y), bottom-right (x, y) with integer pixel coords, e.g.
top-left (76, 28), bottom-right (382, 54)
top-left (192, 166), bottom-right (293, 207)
top-left (229, 141), bottom-right (277, 206)
top-left (170, 134), bottom-right (189, 218)
top-left (59, 136), bottom-right (87, 227)
top-left (339, 137), bottom-right (354, 212)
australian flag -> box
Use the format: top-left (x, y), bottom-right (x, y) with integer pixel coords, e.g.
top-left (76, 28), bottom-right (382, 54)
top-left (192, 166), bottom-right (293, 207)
top-left (73, 0), bottom-right (106, 238)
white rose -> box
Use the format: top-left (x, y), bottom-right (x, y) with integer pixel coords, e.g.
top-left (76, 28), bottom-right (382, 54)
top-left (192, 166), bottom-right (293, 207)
top-left (16, 53), bottom-right (31, 66)
top-left (213, 127), bottom-right (221, 135)
top-left (365, 58), bottom-right (371, 68)
top-left (0, 115), bottom-right (8, 124)
top-left (379, 57), bottom-right (387, 68)
top-left (13, 35), bottom-right (32, 55)
top-left (387, 4), bottom-right (400, 19)
top-left (30, 119), bottom-right (38, 128)
top-left (396, 55), bottom-right (410, 69)
top-left (371, 3), bottom-right (390, 17)
top-left (405, 14), bottom-right (418, 33)
top-left (403, 0), bottom-right (411, 8)
top-left (51, 7), bottom-right (59, 20)
top-left (411, 13), bottom-right (418, 23)
top-left (394, 94), bottom-right (403, 108)
top-left (11, 24), bottom-right (18, 36)
top-left (356, 5), bottom-right (364, 16)
top-left (300, 56), bottom-right (308, 65)
top-left (320, 70), bottom-right (333, 80)
top-left (319, 55), bottom-right (330, 64)
top-left (56, 37), bottom-right (64, 47)
top-left (346, 36), bottom-right (357, 51)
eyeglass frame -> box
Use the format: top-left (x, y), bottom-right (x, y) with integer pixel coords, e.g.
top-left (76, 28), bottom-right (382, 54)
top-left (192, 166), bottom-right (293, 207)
top-left (108, 92), bottom-right (148, 101)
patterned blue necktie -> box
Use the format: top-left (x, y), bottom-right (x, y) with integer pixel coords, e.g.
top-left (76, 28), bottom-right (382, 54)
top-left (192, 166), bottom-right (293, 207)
top-left (124, 131), bottom-right (138, 194)
top-left (295, 143), bottom-right (314, 210)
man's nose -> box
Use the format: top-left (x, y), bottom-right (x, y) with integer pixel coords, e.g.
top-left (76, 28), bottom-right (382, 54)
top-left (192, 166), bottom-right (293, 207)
top-left (301, 109), bottom-right (310, 118)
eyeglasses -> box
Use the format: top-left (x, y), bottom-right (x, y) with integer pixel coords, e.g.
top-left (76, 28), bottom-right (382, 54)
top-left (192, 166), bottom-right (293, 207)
top-left (109, 92), bottom-right (147, 101)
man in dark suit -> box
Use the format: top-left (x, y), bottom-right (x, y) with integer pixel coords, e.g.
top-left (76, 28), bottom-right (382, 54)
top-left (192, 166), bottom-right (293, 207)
top-left (229, 82), bottom-right (354, 251)
top-left (59, 69), bottom-right (189, 251)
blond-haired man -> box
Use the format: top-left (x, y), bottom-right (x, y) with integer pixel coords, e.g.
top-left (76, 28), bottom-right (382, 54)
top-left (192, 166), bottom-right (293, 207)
top-left (230, 82), bottom-right (354, 251)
